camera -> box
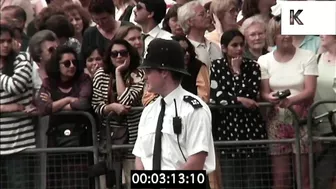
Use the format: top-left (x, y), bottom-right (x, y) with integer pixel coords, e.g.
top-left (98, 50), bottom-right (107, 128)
top-left (272, 89), bottom-right (291, 100)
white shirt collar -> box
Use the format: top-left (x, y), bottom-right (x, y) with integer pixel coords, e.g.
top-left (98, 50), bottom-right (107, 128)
top-left (160, 85), bottom-right (184, 106)
top-left (146, 25), bottom-right (162, 38)
top-left (188, 37), bottom-right (211, 49)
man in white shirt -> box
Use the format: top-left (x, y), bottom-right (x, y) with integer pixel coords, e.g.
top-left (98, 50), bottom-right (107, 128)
top-left (129, 0), bottom-right (177, 26)
top-left (178, 1), bottom-right (222, 68)
top-left (133, 38), bottom-right (215, 183)
top-left (133, 0), bottom-right (172, 55)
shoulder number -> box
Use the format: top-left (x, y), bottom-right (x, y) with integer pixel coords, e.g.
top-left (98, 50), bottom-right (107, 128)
top-left (183, 95), bottom-right (202, 109)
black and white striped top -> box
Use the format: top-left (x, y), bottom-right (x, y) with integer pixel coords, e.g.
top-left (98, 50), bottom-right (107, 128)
top-left (0, 52), bottom-right (35, 155)
top-left (92, 68), bottom-right (145, 158)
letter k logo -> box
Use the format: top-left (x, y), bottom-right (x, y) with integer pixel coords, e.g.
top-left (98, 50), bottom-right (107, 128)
top-left (290, 9), bottom-right (304, 25)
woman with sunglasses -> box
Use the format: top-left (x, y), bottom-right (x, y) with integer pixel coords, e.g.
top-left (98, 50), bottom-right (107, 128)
top-left (36, 45), bottom-right (92, 117)
top-left (91, 39), bottom-right (144, 189)
top-left (35, 45), bottom-right (93, 186)
top-left (35, 45), bottom-right (93, 142)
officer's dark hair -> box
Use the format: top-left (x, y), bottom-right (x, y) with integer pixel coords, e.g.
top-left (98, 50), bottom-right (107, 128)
top-left (139, 0), bottom-right (167, 25)
top-left (156, 69), bottom-right (183, 83)
top-left (171, 71), bottom-right (184, 82)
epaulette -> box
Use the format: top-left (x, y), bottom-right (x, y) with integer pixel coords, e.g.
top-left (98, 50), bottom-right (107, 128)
top-left (183, 95), bottom-right (202, 109)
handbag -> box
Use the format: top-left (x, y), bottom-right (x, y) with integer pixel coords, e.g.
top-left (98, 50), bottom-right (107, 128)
top-left (98, 74), bottom-right (129, 157)
top-left (47, 120), bottom-right (89, 147)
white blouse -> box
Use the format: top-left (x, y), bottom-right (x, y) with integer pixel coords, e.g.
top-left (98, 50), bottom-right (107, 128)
top-left (314, 53), bottom-right (336, 135)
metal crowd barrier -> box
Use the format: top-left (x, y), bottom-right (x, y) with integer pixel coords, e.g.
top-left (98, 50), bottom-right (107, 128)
top-left (105, 102), bottom-right (306, 189)
top-left (307, 100), bottom-right (336, 189)
top-left (0, 111), bottom-right (100, 189)
top-left (3, 101), bottom-right (334, 189)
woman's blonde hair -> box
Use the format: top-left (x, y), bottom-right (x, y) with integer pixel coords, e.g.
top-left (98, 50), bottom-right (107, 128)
top-left (210, 0), bottom-right (237, 21)
top-left (266, 15), bottom-right (281, 46)
top-left (114, 25), bottom-right (142, 40)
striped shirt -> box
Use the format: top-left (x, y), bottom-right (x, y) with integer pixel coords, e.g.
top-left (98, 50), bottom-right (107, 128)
top-left (92, 68), bottom-right (145, 158)
top-left (0, 52), bottom-right (36, 155)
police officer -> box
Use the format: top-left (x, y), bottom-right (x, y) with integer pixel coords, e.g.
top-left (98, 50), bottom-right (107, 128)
top-left (132, 38), bottom-right (216, 185)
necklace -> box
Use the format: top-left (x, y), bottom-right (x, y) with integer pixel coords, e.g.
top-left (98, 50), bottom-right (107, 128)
top-left (326, 52), bottom-right (336, 63)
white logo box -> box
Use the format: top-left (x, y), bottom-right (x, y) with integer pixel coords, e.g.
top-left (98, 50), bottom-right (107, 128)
top-left (280, 1), bottom-right (336, 35)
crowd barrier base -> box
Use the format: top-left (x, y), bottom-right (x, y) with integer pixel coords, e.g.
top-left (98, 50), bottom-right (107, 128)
top-left (0, 150), bottom-right (94, 189)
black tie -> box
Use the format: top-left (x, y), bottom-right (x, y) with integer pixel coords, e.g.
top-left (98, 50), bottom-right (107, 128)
top-left (142, 33), bottom-right (150, 42)
top-left (141, 33), bottom-right (150, 57)
top-left (152, 99), bottom-right (166, 170)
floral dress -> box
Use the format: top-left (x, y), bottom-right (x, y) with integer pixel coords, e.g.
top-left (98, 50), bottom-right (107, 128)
top-left (258, 48), bottom-right (319, 155)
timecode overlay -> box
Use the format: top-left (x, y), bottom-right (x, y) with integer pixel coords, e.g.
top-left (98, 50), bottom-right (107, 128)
top-left (131, 170), bottom-right (206, 188)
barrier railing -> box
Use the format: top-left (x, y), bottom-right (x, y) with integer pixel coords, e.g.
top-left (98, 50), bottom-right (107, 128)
top-left (104, 102), bottom-right (305, 189)
top-left (3, 101), bottom-right (334, 189)
top-left (0, 111), bottom-right (100, 189)
top-left (307, 100), bottom-right (336, 189)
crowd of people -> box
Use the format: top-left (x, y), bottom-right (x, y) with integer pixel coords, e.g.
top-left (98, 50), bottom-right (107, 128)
top-left (0, 0), bottom-right (335, 189)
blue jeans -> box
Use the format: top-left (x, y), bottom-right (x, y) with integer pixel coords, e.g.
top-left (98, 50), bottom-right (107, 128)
top-left (220, 153), bottom-right (272, 189)
top-left (0, 154), bottom-right (37, 189)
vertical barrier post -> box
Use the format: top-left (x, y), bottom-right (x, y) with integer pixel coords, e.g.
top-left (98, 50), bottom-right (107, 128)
top-left (106, 112), bottom-right (123, 189)
top-left (308, 102), bottom-right (316, 189)
top-left (38, 116), bottom-right (50, 189)
top-left (289, 107), bottom-right (302, 189)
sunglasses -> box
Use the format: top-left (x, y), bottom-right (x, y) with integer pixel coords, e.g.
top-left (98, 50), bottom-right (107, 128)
top-left (47, 47), bottom-right (56, 53)
top-left (60, 59), bottom-right (77, 68)
top-left (110, 50), bottom-right (129, 58)
top-left (0, 39), bottom-right (13, 44)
